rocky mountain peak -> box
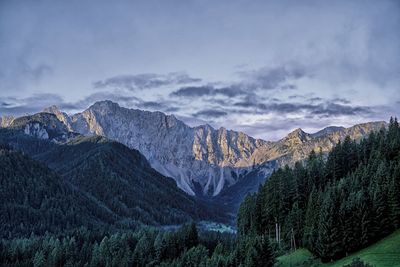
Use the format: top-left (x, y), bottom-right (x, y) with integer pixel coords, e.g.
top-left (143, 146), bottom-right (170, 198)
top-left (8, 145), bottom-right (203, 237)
top-left (289, 127), bottom-right (305, 135)
top-left (43, 105), bottom-right (73, 131)
top-left (311, 126), bottom-right (346, 138)
top-left (195, 124), bottom-right (214, 131)
top-left (43, 105), bottom-right (62, 114)
top-left (285, 128), bottom-right (310, 143)
top-left (90, 100), bottom-right (121, 112)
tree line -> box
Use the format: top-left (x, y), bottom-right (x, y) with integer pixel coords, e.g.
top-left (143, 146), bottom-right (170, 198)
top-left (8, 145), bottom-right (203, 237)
top-left (0, 223), bottom-right (277, 267)
top-left (237, 117), bottom-right (400, 262)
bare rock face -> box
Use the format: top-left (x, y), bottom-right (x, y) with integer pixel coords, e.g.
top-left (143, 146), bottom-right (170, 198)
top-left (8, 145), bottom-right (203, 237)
top-left (43, 106), bottom-right (74, 132)
top-left (43, 100), bottom-right (386, 197)
top-left (24, 122), bottom-right (49, 139)
top-left (9, 112), bottom-right (79, 143)
top-left (0, 115), bottom-right (14, 128)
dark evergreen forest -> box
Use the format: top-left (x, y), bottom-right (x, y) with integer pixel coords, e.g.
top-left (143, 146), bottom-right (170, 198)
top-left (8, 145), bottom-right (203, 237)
top-left (0, 223), bottom-right (276, 267)
top-left (237, 117), bottom-right (400, 262)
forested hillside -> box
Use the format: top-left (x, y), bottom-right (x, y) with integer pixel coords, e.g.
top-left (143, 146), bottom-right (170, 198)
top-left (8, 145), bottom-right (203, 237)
top-left (0, 145), bottom-right (116, 238)
top-left (237, 117), bottom-right (400, 262)
top-left (0, 127), bottom-right (216, 236)
top-left (35, 135), bottom-right (213, 225)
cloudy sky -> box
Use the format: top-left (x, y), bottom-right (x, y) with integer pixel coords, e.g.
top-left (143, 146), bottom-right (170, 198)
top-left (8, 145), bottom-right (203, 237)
top-left (0, 0), bottom-right (399, 140)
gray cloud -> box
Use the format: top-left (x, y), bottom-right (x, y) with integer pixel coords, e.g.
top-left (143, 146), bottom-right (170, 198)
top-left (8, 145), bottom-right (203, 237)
top-left (136, 100), bottom-right (180, 113)
top-left (280, 84), bottom-right (297, 90)
top-left (0, 91), bottom-right (179, 116)
top-left (71, 92), bottom-right (141, 110)
top-left (0, 93), bottom-right (64, 115)
top-left (172, 73), bottom-right (202, 84)
top-left (71, 92), bottom-right (181, 113)
top-left (27, 64), bottom-right (52, 81)
top-left (193, 109), bottom-right (228, 118)
top-left (93, 72), bottom-right (201, 91)
top-left (288, 95), bottom-right (305, 100)
top-left (238, 64), bottom-right (306, 90)
top-left (171, 86), bottom-right (213, 97)
top-left (311, 102), bottom-right (372, 117)
top-left (231, 96), bottom-right (373, 118)
top-left (309, 97), bottom-right (323, 103)
top-left (331, 97), bottom-right (351, 104)
top-left (215, 86), bottom-right (249, 97)
top-left (170, 84), bottom-right (249, 98)
top-left (1, 102), bottom-right (12, 107)
top-left (0, 59), bottom-right (53, 92)
top-left (170, 64), bottom-right (306, 101)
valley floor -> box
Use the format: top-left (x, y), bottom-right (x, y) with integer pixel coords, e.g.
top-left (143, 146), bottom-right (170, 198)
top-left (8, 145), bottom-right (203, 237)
top-left (276, 230), bottom-right (400, 267)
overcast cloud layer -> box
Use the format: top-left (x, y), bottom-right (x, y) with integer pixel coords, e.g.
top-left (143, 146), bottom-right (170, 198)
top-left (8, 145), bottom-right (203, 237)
top-left (0, 0), bottom-right (399, 140)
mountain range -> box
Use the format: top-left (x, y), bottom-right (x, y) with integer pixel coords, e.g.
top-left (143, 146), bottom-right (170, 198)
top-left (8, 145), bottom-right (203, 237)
top-left (0, 100), bottom-right (388, 218)
top-left (42, 101), bottom-right (388, 190)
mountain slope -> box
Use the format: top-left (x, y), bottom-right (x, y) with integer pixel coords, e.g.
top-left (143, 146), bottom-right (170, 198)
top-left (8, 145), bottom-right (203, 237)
top-left (35, 135), bottom-right (210, 224)
top-left (0, 145), bottom-right (116, 238)
top-left (44, 101), bottom-right (386, 197)
top-left (0, 116), bottom-right (215, 228)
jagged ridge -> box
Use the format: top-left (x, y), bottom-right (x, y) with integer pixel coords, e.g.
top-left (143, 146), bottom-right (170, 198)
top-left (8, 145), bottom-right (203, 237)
top-left (42, 101), bottom-right (386, 197)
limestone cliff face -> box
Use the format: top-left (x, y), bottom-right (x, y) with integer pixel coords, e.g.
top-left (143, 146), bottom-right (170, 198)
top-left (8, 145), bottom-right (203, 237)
top-left (43, 106), bottom-right (74, 132)
top-left (8, 112), bottom-right (78, 143)
top-left (0, 115), bottom-right (14, 128)
top-left (42, 101), bottom-right (386, 196)
top-left (24, 122), bottom-right (49, 139)
top-left (51, 101), bottom-right (266, 195)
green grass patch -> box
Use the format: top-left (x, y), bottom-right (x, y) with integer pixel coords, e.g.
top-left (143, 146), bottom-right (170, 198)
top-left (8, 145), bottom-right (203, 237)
top-left (277, 230), bottom-right (400, 267)
top-left (276, 248), bottom-right (317, 267)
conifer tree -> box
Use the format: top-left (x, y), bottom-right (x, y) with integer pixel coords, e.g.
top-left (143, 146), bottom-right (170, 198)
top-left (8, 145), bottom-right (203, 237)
top-left (303, 188), bottom-right (319, 250)
top-left (372, 184), bottom-right (391, 237)
top-left (317, 187), bottom-right (343, 261)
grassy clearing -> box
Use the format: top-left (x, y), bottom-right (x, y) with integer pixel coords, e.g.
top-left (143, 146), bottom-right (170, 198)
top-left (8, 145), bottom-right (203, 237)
top-left (276, 248), bottom-right (317, 267)
top-left (276, 230), bottom-right (400, 267)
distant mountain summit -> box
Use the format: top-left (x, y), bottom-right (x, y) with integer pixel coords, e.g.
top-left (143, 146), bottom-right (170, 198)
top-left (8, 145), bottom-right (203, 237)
top-left (39, 100), bottom-right (386, 197)
top-left (311, 126), bottom-right (346, 138)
